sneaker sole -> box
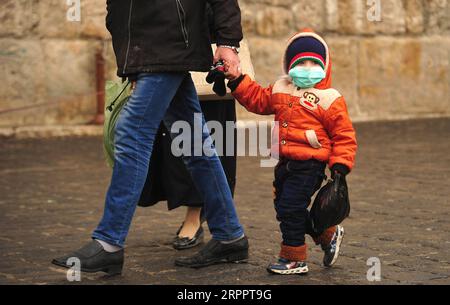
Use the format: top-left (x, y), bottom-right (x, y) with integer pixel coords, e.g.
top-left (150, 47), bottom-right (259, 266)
top-left (267, 265), bottom-right (309, 275)
top-left (326, 226), bottom-right (345, 267)
top-left (175, 250), bottom-right (249, 269)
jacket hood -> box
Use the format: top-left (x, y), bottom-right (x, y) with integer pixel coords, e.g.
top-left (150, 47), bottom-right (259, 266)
top-left (282, 29), bottom-right (332, 89)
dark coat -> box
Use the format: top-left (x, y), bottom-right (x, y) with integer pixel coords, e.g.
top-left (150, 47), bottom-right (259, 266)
top-left (106, 0), bottom-right (243, 77)
top-left (138, 100), bottom-right (237, 209)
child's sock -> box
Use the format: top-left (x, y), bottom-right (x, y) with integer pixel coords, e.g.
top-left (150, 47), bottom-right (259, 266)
top-left (313, 226), bottom-right (337, 247)
top-left (279, 243), bottom-right (307, 262)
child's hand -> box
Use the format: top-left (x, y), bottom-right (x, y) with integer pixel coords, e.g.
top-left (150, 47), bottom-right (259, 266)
top-left (331, 164), bottom-right (350, 180)
top-left (224, 61), bottom-right (242, 81)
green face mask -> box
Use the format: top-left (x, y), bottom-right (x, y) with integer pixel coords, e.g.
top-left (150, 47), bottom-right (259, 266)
top-left (288, 66), bottom-right (326, 89)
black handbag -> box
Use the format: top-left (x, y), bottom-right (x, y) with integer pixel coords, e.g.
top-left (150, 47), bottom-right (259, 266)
top-left (310, 173), bottom-right (350, 232)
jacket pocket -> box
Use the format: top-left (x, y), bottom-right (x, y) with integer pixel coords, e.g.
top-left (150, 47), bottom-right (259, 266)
top-left (305, 130), bottom-right (322, 149)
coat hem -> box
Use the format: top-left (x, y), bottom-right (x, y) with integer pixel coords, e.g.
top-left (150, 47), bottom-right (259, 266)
top-left (117, 64), bottom-right (211, 77)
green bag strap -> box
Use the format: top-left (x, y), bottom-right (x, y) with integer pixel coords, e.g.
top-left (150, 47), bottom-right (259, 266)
top-left (106, 81), bottom-right (131, 112)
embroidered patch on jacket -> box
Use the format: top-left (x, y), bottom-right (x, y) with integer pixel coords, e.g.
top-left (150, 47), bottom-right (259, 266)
top-left (299, 92), bottom-right (320, 111)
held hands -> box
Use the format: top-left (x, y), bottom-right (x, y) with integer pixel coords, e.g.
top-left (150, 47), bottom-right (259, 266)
top-left (206, 60), bottom-right (227, 96)
top-left (214, 46), bottom-right (242, 81)
top-left (206, 46), bottom-right (243, 96)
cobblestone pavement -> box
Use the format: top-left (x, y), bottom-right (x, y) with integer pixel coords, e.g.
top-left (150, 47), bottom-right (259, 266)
top-left (0, 118), bottom-right (449, 285)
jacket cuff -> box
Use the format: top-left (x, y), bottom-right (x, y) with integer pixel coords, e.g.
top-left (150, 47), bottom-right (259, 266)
top-left (227, 74), bottom-right (245, 92)
top-left (216, 40), bottom-right (241, 48)
top-left (331, 163), bottom-right (350, 176)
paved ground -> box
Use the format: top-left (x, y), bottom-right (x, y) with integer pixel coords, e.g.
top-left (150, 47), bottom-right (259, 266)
top-left (0, 118), bottom-right (449, 285)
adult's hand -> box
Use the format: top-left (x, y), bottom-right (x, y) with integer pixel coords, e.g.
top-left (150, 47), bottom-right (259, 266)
top-left (214, 46), bottom-right (241, 80)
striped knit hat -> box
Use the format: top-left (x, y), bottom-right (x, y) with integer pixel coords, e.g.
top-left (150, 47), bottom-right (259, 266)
top-left (285, 36), bottom-right (327, 71)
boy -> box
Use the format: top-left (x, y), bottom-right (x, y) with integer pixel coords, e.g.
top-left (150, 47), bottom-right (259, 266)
top-left (225, 30), bottom-right (357, 275)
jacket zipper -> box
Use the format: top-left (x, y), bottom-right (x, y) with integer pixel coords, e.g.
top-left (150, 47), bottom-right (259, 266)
top-left (122, 0), bottom-right (134, 74)
top-left (175, 0), bottom-right (189, 48)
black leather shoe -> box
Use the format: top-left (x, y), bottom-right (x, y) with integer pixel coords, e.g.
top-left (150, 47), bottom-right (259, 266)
top-left (173, 225), bottom-right (204, 250)
top-left (51, 240), bottom-right (124, 275)
top-left (175, 236), bottom-right (249, 268)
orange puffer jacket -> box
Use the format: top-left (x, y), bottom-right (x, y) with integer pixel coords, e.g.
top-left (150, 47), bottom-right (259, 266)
top-left (231, 30), bottom-right (357, 171)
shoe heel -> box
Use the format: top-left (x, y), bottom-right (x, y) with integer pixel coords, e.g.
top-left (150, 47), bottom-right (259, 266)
top-left (105, 264), bottom-right (123, 276)
top-left (227, 250), bottom-right (249, 263)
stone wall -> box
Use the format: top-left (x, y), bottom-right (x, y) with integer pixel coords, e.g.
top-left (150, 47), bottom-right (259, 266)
top-left (241, 0), bottom-right (450, 121)
top-left (0, 0), bottom-right (117, 127)
top-left (0, 0), bottom-right (449, 127)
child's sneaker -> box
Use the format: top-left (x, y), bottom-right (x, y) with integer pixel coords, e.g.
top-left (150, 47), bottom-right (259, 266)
top-left (267, 258), bottom-right (308, 275)
top-left (322, 225), bottom-right (345, 267)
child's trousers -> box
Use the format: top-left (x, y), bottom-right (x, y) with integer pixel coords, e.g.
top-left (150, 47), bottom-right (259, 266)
top-left (273, 158), bottom-right (335, 261)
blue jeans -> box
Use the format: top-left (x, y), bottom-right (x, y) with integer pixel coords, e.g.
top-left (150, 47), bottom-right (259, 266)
top-left (273, 159), bottom-right (326, 247)
top-left (92, 73), bottom-right (244, 247)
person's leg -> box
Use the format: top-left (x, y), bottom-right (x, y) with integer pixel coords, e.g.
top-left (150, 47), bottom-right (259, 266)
top-left (307, 212), bottom-right (343, 268)
top-left (52, 73), bottom-right (188, 274)
top-left (176, 100), bottom-right (236, 243)
top-left (276, 173), bottom-right (313, 258)
top-left (280, 165), bottom-right (324, 250)
top-left (162, 74), bottom-right (247, 268)
top-left (296, 164), bottom-right (344, 268)
top-left (173, 206), bottom-right (205, 250)
top-left (307, 223), bottom-right (336, 247)
top-left (178, 207), bottom-right (202, 238)
top-left (305, 174), bottom-right (338, 249)
top-left (163, 74), bottom-right (244, 241)
top-left (91, 73), bottom-right (187, 247)
top-left (267, 160), bottom-right (324, 274)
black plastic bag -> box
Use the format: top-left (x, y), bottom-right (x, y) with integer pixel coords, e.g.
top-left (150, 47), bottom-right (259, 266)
top-left (310, 173), bottom-right (350, 232)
